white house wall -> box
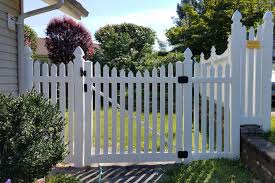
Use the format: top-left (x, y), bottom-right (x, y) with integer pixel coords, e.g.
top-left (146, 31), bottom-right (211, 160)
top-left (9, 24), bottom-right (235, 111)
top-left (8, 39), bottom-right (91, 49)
top-left (0, 0), bottom-right (20, 95)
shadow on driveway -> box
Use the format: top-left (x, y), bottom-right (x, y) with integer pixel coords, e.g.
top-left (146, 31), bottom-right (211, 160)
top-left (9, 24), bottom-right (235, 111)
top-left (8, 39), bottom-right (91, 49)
top-left (52, 164), bottom-right (165, 183)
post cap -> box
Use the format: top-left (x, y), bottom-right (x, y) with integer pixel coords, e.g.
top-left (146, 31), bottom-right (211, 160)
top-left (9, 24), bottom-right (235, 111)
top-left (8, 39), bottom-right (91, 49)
top-left (263, 11), bottom-right (273, 22)
top-left (231, 10), bottom-right (242, 22)
top-left (24, 45), bottom-right (32, 58)
top-left (73, 46), bottom-right (85, 57)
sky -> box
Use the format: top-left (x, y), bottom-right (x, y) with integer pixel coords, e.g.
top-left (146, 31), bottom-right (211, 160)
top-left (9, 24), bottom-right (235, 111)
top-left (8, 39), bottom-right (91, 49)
top-left (24, 0), bottom-right (179, 44)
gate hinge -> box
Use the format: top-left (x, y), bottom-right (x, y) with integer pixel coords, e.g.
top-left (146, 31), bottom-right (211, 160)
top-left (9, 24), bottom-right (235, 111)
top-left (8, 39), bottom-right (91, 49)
top-left (178, 151), bottom-right (188, 159)
top-left (80, 67), bottom-right (86, 77)
top-left (84, 84), bottom-right (87, 92)
top-left (178, 76), bottom-right (188, 83)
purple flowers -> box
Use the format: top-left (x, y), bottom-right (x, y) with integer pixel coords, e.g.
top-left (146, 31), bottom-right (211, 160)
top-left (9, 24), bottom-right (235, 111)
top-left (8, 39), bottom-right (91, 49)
top-left (5, 179), bottom-right (11, 183)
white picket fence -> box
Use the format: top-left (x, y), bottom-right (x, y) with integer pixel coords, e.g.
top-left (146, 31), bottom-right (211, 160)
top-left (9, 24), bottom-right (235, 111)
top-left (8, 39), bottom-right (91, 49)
top-left (22, 11), bottom-right (273, 167)
top-left (202, 11), bottom-right (274, 131)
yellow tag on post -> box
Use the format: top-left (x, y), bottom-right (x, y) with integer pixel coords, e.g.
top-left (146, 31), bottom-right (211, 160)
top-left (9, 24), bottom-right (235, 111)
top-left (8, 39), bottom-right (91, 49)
top-left (246, 40), bottom-right (261, 49)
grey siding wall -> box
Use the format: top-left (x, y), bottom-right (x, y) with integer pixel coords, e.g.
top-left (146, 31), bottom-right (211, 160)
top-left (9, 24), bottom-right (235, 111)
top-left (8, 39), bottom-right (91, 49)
top-left (0, 0), bottom-right (19, 95)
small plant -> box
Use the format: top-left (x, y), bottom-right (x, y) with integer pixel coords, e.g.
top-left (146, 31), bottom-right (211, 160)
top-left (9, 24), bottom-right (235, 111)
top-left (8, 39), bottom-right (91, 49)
top-left (0, 90), bottom-right (67, 183)
top-left (45, 175), bottom-right (81, 183)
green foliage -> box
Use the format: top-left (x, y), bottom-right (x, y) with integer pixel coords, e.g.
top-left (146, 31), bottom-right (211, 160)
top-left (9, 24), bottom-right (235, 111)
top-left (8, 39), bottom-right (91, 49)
top-left (0, 90), bottom-right (67, 183)
top-left (167, 0), bottom-right (274, 58)
top-left (160, 159), bottom-right (258, 183)
top-left (45, 175), bottom-right (81, 183)
top-left (93, 23), bottom-right (156, 72)
top-left (264, 116), bottom-right (275, 144)
top-left (24, 25), bottom-right (38, 52)
top-left (139, 52), bottom-right (183, 72)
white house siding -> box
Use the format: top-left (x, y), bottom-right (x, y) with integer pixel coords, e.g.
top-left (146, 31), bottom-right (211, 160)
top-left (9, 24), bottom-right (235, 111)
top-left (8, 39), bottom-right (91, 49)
top-left (0, 0), bottom-right (19, 95)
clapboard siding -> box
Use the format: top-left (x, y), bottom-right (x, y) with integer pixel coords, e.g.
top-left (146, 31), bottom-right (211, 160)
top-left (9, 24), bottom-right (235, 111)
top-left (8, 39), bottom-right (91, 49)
top-left (0, 43), bottom-right (17, 54)
top-left (0, 35), bottom-right (17, 46)
top-left (0, 52), bottom-right (17, 62)
top-left (0, 27), bottom-right (17, 39)
top-left (0, 0), bottom-right (19, 94)
top-left (0, 68), bottom-right (17, 76)
top-left (0, 60), bottom-right (17, 69)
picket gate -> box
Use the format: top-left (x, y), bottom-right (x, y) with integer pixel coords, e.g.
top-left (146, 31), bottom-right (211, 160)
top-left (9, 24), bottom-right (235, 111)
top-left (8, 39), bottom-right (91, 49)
top-left (23, 11), bottom-right (274, 167)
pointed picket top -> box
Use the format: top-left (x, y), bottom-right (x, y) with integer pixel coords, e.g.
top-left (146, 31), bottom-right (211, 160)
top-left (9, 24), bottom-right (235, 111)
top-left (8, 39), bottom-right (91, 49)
top-left (249, 27), bottom-right (255, 40)
top-left (128, 71), bottom-right (134, 77)
top-left (95, 62), bottom-right (101, 76)
top-left (160, 65), bottom-right (165, 77)
top-left (256, 25), bottom-right (262, 40)
top-left (136, 71), bottom-right (142, 78)
top-left (111, 67), bottom-right (117, 76)
top-left (144, 69), bottom-right (150, 77)
top-left (184, 48), bottom-right (192, 62)
top-left (59, 63), bottom-right (65, 76)
top-left (231, 10), bottom-right (242, 22)
top-left (200, 52), bottom-right (205, 63)
top-left (24, 46), bottom-right (32, 59)
top-left (168, 63), bottom-right (173, 76)
top-left (34, 60), bottom-right (40, 67)
top-left (152, 67), bottom-right (158, 76)
top-left (67, 61), bottom-right (73, 76)
top-left (263, 11), bottom-right (273, 22)
top-left (51, 64), bottom-right (57, 76)
top-left (42, 63), bottom-right (49, 76)
top-left (74, 46), bottom-right (85, 57)
top-left (103, 65), bottom-right (109, 77)
top-left (194, 62), bottom-right (200, 76)
top-left (120, 69), bottom-right (125, 77)
top-left (34, 61), bottom-right (41, 76)
top-left (211, 46), bottom-right (216, 57)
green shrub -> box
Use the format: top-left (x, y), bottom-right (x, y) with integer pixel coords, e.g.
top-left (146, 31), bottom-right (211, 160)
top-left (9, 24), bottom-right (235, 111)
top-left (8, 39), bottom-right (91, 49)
top-left (0, 90), bottom-right (67, 183)
top-left (45, 175), bottom-right (81, 183)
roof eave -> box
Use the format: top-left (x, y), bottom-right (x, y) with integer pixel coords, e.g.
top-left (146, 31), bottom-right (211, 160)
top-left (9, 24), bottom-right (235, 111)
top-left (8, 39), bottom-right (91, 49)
top-left (42, 0), bottom-right (89, 20)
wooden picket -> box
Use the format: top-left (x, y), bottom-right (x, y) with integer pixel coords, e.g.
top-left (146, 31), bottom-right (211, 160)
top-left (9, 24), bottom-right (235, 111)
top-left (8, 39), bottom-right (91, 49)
top-left (26, 10), bottom-right (273, 166)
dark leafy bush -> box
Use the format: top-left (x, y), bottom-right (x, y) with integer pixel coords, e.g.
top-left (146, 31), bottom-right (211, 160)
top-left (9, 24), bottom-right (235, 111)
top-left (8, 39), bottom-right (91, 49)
top-left (0, 91), bottom-right (67, 183)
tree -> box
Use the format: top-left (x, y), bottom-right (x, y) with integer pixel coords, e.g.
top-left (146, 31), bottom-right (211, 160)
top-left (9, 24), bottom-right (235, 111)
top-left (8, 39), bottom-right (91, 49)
top-left (93, 23), bottom-right (156, 72)
top-left (24, 25), bottom-right (38, 53)
top-left (45, 16), bottom-right (93, 64)
top-left (167, 0), bottom-right (274, 58)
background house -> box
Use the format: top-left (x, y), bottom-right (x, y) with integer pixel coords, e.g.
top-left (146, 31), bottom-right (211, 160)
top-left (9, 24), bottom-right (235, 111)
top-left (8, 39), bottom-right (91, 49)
top-left (34, 37), bottom-right (100, 63)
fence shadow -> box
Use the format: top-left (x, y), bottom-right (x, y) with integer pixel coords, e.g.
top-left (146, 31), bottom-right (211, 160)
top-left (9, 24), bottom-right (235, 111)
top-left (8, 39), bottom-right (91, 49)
top-left (52, 164), bottom-right (164, 183)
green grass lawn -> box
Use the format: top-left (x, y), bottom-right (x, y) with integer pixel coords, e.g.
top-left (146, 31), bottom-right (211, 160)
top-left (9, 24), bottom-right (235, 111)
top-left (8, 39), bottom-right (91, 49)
top-left (264, 115), bottom-right (275, 143)
top-left (160, 159), bottom-right (259, 183)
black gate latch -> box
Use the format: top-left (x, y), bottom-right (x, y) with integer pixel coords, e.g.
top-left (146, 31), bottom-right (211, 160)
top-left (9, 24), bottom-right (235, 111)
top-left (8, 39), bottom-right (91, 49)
top-left (178, 151), bottom-right (188, 159)
top-left (80, 67), bottom-right (86, 77)
top-left (178, 76), bottom-right (188, 83)
top-left (84, 84), bottom-right (87, 92)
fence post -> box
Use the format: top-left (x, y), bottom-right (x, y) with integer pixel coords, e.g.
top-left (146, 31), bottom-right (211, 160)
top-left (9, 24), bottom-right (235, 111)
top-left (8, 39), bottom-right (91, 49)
top-left (24, 46), bottom-right (33, 93)
top-left (230, 10), bottom-right (242, 158)
top-left (73, 46), bottom-right (85, 167)
top-left (183, 48), bottom-right (193, 162)
top-left (261, 12), bottom-right (274, 132)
